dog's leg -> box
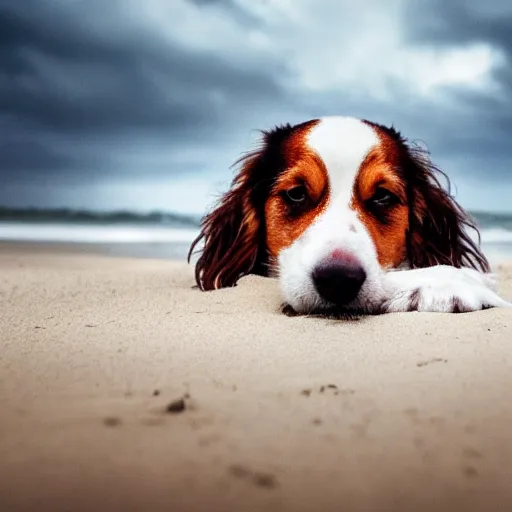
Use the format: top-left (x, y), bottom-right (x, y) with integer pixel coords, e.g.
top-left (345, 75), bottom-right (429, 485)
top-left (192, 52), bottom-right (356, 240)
top-left (379, 265), bottom-right (511, 313)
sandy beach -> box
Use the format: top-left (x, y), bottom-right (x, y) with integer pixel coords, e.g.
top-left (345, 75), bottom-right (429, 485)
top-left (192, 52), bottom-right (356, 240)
top-left (1, 244), bottom-right (512, 512)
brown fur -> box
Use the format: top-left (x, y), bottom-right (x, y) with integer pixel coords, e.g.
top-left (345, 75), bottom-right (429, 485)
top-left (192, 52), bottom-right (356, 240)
top-left (187, 152), bottom-right (262, 291)
top-left (353, 146), bottom-right (410, 268)
top-left (366, 121), bottom-right (489, 272)
top-left (265, 151), bottom-right (329, 259)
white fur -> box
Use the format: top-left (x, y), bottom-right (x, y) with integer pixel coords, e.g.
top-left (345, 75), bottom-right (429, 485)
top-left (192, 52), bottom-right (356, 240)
top-left (381, 265), bottom-right (511, 313)
top-left (277, 116), bottom-right (511, 314)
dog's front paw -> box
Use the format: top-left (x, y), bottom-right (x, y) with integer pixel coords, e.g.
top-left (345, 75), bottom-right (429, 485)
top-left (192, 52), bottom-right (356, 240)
top-left (382, 265), bottom-right (511, 313)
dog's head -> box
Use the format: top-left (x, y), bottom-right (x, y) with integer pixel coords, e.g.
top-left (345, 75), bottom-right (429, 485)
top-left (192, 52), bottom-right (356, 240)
top-left (188, 116), bottom-right (488, 313)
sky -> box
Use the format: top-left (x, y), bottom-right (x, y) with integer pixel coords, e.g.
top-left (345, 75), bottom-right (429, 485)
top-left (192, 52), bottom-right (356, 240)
top-left (1, 0), bottom-right (512, 215)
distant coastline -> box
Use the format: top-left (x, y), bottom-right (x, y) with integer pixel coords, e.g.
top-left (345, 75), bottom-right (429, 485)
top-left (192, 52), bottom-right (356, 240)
top-left (0, 206), bottom-right (201, 227)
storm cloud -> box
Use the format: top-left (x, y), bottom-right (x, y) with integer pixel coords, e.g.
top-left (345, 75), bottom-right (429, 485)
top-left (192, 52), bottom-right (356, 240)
top-left (1, 0), bottom-right (511, 212)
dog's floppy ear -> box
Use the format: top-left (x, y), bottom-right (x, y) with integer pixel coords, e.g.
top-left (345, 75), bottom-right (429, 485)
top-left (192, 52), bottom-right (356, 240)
top-left (404, 144), bottom-right (490, 273)
top-left (187, 151), bottom-right (266, 291)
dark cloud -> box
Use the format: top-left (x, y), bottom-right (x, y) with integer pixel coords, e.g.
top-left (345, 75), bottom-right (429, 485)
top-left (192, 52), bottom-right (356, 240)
top-left (0, 0), bottom-right (511, 211)
top-left (187, 0), bottom-right (261, 25)
top-left (0, 0), bottom-right (288, 179)
top-left (405, 0), bottom-right (512, 50)
top-left (399, 0), bottom-right (512, 177)
top-left (0, 1), bottom-right (281, 134)
top-left (0, 132), bottom-right (70, 173)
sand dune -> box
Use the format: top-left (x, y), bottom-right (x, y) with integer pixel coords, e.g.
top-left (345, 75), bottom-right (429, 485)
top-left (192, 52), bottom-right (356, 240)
top-left (1, 245), bottom-right (512, 512)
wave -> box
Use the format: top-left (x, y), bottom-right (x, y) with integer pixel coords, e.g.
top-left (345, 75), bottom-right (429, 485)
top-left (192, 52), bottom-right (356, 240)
top-left (472, 211), bottom-right (512, 231)
top-left (3, 224), bottom-right (509, 245)
top-left (470, 212), bottom-right (512, 244)
top-left (0, 223), bottom-right (199, 244)
top-left (480, 228), bottom-right (512, 244)
top-left (0, 207), bottom-right (200, 227)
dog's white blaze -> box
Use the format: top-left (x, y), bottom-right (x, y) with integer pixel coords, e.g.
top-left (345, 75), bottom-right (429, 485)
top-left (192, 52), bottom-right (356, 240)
top-left (278, 116), bottom-right (386, 313)
top-left (306, 116), bottom-right (379, 205)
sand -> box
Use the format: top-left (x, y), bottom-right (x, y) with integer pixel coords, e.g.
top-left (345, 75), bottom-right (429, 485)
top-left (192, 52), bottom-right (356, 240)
top-left (1, 244), bottom-right (512, 512)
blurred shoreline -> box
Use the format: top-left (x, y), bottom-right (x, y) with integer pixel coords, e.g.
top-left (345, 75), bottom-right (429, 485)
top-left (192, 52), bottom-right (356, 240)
top-left (1, 207), bottom-right (512, 266)
top-left (0, 240), bottom-right (196, 262)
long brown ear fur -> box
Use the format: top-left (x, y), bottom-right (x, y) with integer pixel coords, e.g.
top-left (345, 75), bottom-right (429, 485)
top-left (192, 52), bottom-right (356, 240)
top-left (188, 122), bottom-right (303, 290)
top-left (187, 152), bottom-right (265, 291)
top-left (404, 142), bottom-right (490, 273)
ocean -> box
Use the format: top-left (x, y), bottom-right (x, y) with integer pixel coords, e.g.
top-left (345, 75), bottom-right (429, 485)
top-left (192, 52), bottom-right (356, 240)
top-left (0, 208), bottom-right (200, 261)
top-left (1, 207), bottom-right (512, 264)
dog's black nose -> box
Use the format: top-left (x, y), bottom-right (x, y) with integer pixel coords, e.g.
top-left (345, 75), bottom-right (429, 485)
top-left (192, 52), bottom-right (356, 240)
top-left (312, 255), bottom-right (366, 306)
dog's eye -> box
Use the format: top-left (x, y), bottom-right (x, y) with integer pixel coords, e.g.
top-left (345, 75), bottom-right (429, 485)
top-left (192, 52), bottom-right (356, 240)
top-left (369, 188), bottom-right (397, 208)
top-left (284, 185), bottom-right (307, 204)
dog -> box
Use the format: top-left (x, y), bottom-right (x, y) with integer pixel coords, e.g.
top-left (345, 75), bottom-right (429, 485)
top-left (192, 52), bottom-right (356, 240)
top-left (188, 116), bottom-right (510, 315)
